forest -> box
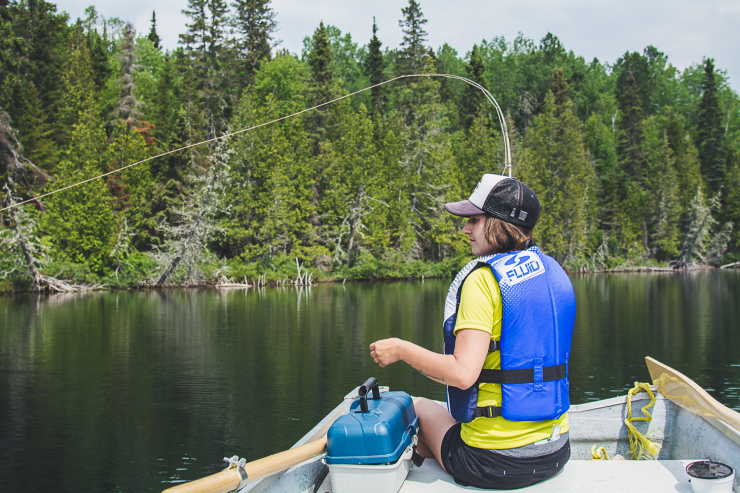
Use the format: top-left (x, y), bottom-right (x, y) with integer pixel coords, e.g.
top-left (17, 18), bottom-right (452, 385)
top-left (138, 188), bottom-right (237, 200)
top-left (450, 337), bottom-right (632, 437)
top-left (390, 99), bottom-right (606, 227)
top-left (1, 0), bottom-right (739, 292)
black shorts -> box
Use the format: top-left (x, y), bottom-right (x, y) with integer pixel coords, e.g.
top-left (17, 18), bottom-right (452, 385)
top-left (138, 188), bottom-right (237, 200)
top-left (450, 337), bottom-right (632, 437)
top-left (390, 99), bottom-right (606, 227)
top-left (440, 423), bottom-right (570, 490)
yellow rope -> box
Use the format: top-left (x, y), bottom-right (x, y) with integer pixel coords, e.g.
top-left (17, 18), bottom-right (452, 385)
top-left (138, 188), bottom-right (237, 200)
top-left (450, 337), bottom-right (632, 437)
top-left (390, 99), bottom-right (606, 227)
top-left (590, 382), bottom-right (662, 461)
top-left (624, 381), bottom-right (662, 460)
top-left (591, 446), bottom-right (610, 460)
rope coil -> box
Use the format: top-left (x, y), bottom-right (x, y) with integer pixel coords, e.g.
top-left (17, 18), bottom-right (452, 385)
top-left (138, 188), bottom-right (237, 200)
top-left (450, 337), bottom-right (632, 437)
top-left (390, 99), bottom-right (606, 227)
top-left (590, 382), bottom-right (662, 461)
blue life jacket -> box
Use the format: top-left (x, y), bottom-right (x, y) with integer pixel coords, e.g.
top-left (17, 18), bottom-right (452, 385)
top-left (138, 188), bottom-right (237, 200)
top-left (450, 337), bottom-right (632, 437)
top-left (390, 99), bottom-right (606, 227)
top-left (443, 247), bottom-right (575, 423)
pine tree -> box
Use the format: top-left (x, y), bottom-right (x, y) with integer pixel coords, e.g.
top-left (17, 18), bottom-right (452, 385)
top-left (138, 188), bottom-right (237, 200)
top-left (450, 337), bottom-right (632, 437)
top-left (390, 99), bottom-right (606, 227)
top-left (307, 22), bottom-right (337, 149)
top-left (153, 54), bottom-right (179, 149)
top-left (398, 0), bottom-right (428, 75)
top-left (180, 0), bottom-right (209, 55)
top-left (56, 25), bottom-right (97, 145)
top-left (148, 11), bottom-right (161, 49)
top-left (106, 121), bottom-right (153, 249)
top-left (460, 44), bottom-right (486, 129)
top-left (221, 89), bottom-right (312, 259)
top-left (458, 113), bottom-right (501, 195)
top-left (42, 102), bottom-right (116, 274)
top-left (696, 58), bottom-right (726, 192)
top-left (723, 160), bottom-right (740, 252)
top-left (16, 83), bottom-right (57, 171)
top-left (363, 17), bottom-right (386, 113)
top-left (648, 136), bottom-right (681, 258)
top-left (322, 104), bottom-right (385, 264)
top-left (519, 70), bottom-right (595, 264)
top-left (203, 0), bottom-right (232, 140)
top-left (110, 23), bottom-right (143, 129)
top-left (398, 69), bottom-right (459, 260)
top-left (231, 0), bottom-right (277, 89)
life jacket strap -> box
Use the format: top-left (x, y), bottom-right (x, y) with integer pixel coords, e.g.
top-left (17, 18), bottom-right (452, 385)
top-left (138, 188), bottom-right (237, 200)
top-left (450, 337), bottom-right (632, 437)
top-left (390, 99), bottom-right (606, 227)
top-left (488, 340), bottom-right (499, 352)
top-left (473, 406), bottom-right (502, 419)
top-left (478, 363), bottom-right (567, 385)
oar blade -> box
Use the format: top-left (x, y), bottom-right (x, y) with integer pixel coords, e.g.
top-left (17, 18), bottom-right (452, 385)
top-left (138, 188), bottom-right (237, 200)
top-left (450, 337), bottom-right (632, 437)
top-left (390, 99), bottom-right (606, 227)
top-left (645, 356), bottom-right (740, 432)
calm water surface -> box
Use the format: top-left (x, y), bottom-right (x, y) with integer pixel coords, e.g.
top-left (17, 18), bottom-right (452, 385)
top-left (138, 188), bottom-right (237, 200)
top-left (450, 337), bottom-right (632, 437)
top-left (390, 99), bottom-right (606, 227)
top-left (1, 271), bottom-right (739, 492)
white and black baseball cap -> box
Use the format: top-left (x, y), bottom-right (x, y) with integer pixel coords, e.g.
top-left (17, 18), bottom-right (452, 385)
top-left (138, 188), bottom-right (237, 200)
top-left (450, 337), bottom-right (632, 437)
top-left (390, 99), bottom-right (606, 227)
top-left (444, 174), bottom-right (542, 229)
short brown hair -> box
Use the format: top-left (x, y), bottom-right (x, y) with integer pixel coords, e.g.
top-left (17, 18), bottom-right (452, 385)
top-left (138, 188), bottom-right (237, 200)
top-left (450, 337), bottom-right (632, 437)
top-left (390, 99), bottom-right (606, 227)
top-left (484, 215), bottom-right (534, 254)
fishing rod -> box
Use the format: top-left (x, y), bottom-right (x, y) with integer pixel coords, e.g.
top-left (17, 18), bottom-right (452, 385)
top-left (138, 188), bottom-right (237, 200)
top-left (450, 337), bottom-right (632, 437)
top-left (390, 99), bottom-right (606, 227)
top-left (0, 74), bottom-right (511, 214)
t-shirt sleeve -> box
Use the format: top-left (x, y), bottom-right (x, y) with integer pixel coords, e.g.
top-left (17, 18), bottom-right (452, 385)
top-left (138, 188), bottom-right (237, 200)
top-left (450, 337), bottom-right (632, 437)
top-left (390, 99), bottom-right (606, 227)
top-left (453, 267), bottom-right (501, 336)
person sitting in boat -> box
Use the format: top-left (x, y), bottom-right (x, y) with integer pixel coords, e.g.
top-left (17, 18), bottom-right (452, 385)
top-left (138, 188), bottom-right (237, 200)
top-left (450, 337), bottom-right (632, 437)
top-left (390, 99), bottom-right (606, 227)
top-left (370, 174), bottom-right (575, 490)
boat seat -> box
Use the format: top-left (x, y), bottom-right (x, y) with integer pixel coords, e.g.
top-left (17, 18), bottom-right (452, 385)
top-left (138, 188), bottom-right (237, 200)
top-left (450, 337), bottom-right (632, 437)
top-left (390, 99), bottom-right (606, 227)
top-left (315, 459), bottom-right (697, 492)
top-left (399, 459), bottom-right (696, 492)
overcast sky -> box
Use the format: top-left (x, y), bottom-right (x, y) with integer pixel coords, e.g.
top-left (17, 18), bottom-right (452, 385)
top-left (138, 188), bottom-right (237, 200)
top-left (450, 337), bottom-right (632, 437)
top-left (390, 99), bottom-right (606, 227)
top-left (55, 0), bottom-right (739, 91)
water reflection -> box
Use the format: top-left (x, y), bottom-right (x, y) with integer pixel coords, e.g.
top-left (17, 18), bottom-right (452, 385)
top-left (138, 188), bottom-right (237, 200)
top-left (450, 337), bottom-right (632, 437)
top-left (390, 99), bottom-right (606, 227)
top-left (0, 270), bottom-right (738, 492)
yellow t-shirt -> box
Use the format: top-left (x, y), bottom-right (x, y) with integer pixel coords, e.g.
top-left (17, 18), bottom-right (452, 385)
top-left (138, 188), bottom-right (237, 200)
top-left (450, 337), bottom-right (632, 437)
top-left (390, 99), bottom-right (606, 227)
top-left (453, 267), bottom-right (569, 449)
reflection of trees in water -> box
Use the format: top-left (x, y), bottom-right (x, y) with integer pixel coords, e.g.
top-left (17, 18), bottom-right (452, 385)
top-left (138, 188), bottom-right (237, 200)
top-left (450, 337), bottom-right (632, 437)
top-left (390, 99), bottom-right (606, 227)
top-left (569, 271), bottom-right (740, 408)
top-left (2, 274), bottom-right (739, 491)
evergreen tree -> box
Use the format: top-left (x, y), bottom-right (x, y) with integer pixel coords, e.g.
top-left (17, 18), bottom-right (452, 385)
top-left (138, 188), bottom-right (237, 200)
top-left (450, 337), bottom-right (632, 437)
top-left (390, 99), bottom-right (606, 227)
top-left (616, 70), bottom-right (645, 181)
top-left (110, 23), bottom-right (143, 129)
top-left (106, 121), bottom-right (153, 249)
top-left (42, 102), bottom-right (116, 274)
top-left (308, 22), bottom-right (334, 103)
top-left (16, 83), bottom-right (56, 170)
top-left (460, 44), bottom-right (486, 129)
top-left (148, 11), bottom-right (161, 49)
top-left (204, 0), bottom-right (232, 140)
top-left (180, 0), bottom-right (209, 55)
top-left (322, 104), bottom-right (384, 264)
top-left (56, 25), bottom-right (97, 145)
top-left (696, 58), bottom-right (726, 192)
top-left (363, 17), bottom-right (386, 113)
top-left (153, 53), bottom-right (179, 148)
top-left (723, 160), bottom-right (740, 252)
top-left (398, 0), bottom-right (428, 75)
top-left (519, 70), bottom-right (595, 264)
top-left (307, 22), bottom-right (338, 150)
top-left (398, 68), bottom-right (459, 260)
top-left (458, 113), bottom-right (500, 194)
top-left (640, 113), bottom-right (684, 258)
top-left (231, 0), bottom-right (278, 89)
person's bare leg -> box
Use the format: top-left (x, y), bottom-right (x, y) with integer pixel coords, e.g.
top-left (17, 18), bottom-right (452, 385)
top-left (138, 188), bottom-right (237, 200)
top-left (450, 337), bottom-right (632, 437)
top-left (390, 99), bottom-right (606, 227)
top-left (413, 397), bottom-right (457, 470)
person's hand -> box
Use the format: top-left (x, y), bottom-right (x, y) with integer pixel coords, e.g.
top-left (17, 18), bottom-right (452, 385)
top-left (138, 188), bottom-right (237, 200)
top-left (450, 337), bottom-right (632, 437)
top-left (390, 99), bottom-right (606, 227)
top-left (369, 338), bottom-right (406, 367)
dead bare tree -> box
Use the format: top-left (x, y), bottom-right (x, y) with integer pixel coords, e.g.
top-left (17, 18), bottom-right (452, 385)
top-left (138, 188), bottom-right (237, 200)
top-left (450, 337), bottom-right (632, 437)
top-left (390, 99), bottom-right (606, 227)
top-left (146, 135), bottom-right (232, 286)
top-left (1, 184), bottom-right (102, 292)
top-left (670, 188), bottom-right (730, 269)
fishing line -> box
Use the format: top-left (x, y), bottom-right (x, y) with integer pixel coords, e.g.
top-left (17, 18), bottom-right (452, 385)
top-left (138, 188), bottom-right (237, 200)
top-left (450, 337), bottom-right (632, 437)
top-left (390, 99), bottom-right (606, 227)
top-left (0, 73), bottom-right (510, 213)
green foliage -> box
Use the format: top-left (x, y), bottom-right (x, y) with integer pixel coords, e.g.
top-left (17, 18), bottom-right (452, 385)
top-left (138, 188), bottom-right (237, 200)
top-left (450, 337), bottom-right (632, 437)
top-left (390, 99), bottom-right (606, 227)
top-left (42, 103), bottom-right (116, 274)
top-left (147, 11), bottom-right (161, 49)
top-left (398, 0), bottom-right (428, 75)
top-left (519, 73), bottom-right (595, 263)
top-left (231, 0), bottom-right (277, 90)
top-left (2, 0), bottom-right (740, 292)
top-left (696, 59), bottom-right (727, 192)
top-left (364, 18), bottom-right (386, 112)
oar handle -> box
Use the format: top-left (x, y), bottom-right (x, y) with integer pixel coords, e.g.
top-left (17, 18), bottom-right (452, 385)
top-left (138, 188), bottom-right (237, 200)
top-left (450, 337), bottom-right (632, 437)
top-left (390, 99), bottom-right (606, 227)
top-left (162, 436), bottom-right (328, 493)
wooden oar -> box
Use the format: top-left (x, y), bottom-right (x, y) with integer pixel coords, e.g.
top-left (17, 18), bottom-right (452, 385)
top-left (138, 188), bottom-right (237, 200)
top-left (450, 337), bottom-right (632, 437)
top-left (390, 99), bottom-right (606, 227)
top-left (645, 356), bottom-right (740, 433)
top-left (161, 435), bottom-right (328, 493)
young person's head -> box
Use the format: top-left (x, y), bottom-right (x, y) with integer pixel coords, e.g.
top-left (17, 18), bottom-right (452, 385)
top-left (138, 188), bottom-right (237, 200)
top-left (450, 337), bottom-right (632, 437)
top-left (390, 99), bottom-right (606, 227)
top-left (445, 174), bottom-right (541, 256)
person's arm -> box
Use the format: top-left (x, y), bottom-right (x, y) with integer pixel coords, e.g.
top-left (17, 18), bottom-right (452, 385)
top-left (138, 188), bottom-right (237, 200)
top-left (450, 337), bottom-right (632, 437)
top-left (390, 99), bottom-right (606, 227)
top-left (369, 328), bottom-right (490, 390)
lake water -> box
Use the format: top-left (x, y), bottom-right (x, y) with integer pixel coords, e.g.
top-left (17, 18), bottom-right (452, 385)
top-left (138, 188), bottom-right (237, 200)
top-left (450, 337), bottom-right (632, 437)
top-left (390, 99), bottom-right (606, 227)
top-left (1, 270), bottom-right (739, 492)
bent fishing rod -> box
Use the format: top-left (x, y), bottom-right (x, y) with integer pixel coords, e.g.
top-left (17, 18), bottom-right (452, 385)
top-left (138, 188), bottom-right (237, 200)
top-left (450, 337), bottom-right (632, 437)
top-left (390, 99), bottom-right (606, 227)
top-left (1, 74), bottom-right (512, 214)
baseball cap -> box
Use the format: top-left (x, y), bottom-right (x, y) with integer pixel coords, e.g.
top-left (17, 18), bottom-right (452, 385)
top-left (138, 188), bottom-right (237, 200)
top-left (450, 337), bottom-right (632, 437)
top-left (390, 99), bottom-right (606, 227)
top-left (444, 174), bottom-right (542, 229)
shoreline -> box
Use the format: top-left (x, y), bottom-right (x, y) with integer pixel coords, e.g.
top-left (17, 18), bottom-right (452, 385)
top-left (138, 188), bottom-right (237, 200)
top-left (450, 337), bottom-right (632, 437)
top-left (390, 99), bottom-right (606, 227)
top-left (2, 262), bottom-right (737, 296)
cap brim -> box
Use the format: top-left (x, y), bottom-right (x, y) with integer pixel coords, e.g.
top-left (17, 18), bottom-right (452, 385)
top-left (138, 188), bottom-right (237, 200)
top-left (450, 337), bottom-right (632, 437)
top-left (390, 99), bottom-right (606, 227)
top-left (444, 200), bottom-right (485, 217)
